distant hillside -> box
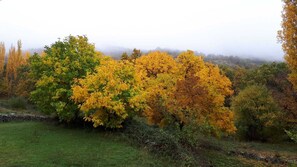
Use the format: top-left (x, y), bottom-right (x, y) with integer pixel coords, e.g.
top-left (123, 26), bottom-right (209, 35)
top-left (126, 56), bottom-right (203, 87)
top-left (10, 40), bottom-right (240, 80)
top-left (98, 46), bottom-right (275, 68)
top-left (24, 47), bottom-right (275, 68)
top-left (204, 54), bottom-right (273, 68)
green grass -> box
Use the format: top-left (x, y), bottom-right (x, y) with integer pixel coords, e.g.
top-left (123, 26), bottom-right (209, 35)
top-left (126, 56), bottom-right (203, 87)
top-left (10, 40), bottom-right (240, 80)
top-left (1, 102), bottom-right (296, 167)
top-left (0, 121), bottom-right (174, 167)
top-left (0, 98), bottom-right (44, 116)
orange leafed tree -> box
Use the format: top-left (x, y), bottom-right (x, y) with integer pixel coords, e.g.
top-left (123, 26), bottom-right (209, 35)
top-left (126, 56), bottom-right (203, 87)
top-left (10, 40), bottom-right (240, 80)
top-left (0, 42), bottom-right (5, 76)
top-left (174, 51), bottom-right (235, 134)
top-left (136, 51), bottom-right (236, 134)
top-left (279, 0), bottom-right (297, 90)
top-left (5, 40), bottom-right (26, 95)
top-left (6, 41), bottom-right (25, 80)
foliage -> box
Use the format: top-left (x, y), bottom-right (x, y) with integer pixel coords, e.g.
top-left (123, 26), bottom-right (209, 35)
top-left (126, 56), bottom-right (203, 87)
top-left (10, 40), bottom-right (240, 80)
top-left (175, 51), bottom-right (235, 135)
top-left (285, 130), bottom-right (297, 143)
top-left (205, 54), bottom-right (268, 68)
top-left (231, 85), bottom-right (282, 141)
top-left (30, 35), bottom-right (100, 122)
top-left (72, 58), bottom-right (146, 128)
top-left (0, 42), bottom-right (5, 76)
top-left (121, 48), bottom-right (142, 63)
top-left (0, 42), bottom-right (5, 96)
top-left (228, 63), bottom-right (297, 138)
top-left (2, 40), bottom-right (27, 96)
top-left (135, 50), bottom-right (235, 135)
top-left (14, 54), bottom-right (39, 98)
top-left (135, 51), bottom-right (179, 127)
top-left (7, 96), bottom-right (27, 109)
top-left (123, 118), bottom-right (199, 166)
top-left (279, 0), bottom-right (297, 90)
top-left (136, 51), bottom-right (178, 78)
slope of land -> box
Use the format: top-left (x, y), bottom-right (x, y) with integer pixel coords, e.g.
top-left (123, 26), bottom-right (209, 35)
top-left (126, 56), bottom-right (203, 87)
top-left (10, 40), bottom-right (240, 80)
top-left (0, 99), bottom-right (296, 167)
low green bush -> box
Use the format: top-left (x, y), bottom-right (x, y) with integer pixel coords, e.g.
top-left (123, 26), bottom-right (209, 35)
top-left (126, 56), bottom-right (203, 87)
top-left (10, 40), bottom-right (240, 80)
top-left (123, 117), bottom-right (203, 166)
top-left (7, 97), bottom-right (27, 109)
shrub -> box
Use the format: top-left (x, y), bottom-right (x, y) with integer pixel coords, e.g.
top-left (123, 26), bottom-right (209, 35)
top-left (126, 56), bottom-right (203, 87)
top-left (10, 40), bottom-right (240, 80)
top-left (8, 97), bottom-right (27, 109)
top-left (123, 117), bottom-right (199, 166)
top-left (285, 130), bottom-right (297, 143)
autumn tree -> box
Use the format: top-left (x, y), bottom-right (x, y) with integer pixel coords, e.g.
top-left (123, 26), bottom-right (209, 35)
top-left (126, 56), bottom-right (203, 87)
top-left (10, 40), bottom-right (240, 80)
top-left (136, 51), bottom-right (235, 135)
top-left (0, 42), bottom-right (5, 96)
top-left (130, 48), bottom-right (141, 60)
top-left (279, 0), bottom-right (297, 90)
top-left (4, 40), bottom-right (26, 95)
top-left (120, 52), bottom-right (129, 61)
top-left (72, 58), bottom-right (146, 128)
top-left (14, 53), bottom-right (44, 98)
top-left (136, 51), bottom-right (178, 78)
top-left (0, 42), bottom-right (5, 77)
top-left (174, 51), bottom-right (235, 134)
top-left (135, 51), bottom-right (179, 127)
top-left (30, 35), bottom-right (100, 122)
top-left (120, 49), bottom-right (142, 63)
top-left (231, 85), bottom-right (282, 141)
top-left (6, 40), bottom-right (25, 80)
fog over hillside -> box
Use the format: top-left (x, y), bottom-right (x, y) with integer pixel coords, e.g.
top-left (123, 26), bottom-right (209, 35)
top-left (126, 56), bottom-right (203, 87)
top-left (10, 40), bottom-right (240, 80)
top-left (0, 0), bottom-right (284, 61)
top-left (97, 46), bottom-right (283, 62)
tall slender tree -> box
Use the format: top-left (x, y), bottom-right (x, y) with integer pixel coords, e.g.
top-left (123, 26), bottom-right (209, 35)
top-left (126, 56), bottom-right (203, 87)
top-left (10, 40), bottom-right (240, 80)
top-left (279, 0), bottom-right (297, 90)
top-left (0, 42), bottom-right (5, 77)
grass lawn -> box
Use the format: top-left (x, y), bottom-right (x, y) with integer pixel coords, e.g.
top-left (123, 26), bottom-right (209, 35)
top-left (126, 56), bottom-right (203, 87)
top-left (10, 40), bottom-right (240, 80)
top-left (0, 121), bottom-right (174, 167)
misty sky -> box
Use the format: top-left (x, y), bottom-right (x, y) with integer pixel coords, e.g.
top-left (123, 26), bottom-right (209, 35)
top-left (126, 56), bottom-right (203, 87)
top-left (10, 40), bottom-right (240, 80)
top-left (0, 0), bottom-right (284, 60)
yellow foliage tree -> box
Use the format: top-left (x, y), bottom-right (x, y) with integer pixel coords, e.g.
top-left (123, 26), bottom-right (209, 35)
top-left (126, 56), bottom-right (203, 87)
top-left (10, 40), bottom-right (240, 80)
top-left (135, 51), bottom-right (179, 127)
top-left (72, 58), bottom-right (146, 128)
top-left (0, 42), bottom-right (5, 77)
top-left (5, 40), bottom-right (26, 95)
top-left (175, 51), bottom-right (235, 134)
top-left (0, 42), bottom-right (5, 95)
top-left (279, 0), bottom-right (297, 90)
top-left (135, 51), bottom-right (178, 78)
top-left (136, 50), bottom-right (235, 134)
top-left (15, 51), bottom-right (32, 97)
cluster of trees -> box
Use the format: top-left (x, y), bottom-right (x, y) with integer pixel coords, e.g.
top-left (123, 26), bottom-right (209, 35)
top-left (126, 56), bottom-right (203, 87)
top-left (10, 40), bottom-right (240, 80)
top-left (220, 63), bottom-right (297, 141)
top-left (0, 36), bottom-right (236, 136)
top-left (0, 0), bottom-right (295, 142)
top-left (1, 35), bottom-right (297, 142)
top-left (0, 41), bottom-right (30, 97)
top-left (278, 0), bottom-right (297, 142)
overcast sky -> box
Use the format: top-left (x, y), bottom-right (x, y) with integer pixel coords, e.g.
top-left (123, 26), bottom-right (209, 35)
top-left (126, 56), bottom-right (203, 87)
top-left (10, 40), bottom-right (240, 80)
top-left (0, 0), bottom-right (284, 60)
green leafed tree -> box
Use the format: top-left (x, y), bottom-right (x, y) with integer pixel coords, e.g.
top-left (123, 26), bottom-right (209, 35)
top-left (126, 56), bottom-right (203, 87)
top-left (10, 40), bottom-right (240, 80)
top-left (231, 85), bottom-right (282, 141)
top-left (30, 35), bottom-right (100, 122)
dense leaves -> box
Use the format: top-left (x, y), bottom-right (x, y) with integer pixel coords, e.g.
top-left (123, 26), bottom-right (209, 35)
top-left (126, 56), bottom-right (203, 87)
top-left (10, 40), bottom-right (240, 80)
top-left (30, 35), bottom-right (100, 122)
top-left (135, 51), bottom-right (178, 127)
top-left (0, 40), bottom-right (30, 97)
top-left (174, 51), bottom-right (235, 134)
top-left (4, 35), bottom-right (296, 142)
top-left (279, 0), bottom-right (297, 90)
top-left (135, 51), bottom-right (235, 135)
top-left (72, 58), bottom-right (145, 128)
top-left (231, 85), bottom-right (282, 141)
